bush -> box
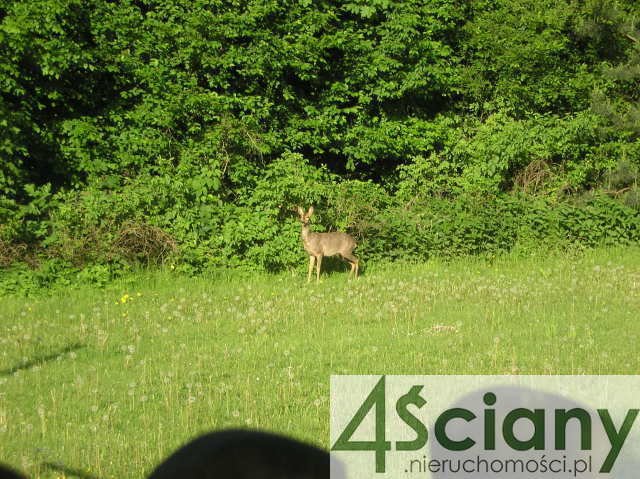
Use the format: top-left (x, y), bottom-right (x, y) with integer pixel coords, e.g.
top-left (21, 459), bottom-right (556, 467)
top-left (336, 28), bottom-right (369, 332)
top-left (2, 153), bottom-right (640, 294)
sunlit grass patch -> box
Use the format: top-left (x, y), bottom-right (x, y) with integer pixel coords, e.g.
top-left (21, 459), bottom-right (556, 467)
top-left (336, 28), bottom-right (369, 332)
top-left (1, 247), bottom-right (639, 478)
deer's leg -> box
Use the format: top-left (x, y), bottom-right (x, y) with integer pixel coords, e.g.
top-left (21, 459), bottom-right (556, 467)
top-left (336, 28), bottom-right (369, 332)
top-left (342, 257), bottom-right (354, 277)
top-left (343, 253), bottom-right (359, 279)
top-left (307, 256), bottom-right (315, 283)
top-left (316, 254), bottom-right (323, 282)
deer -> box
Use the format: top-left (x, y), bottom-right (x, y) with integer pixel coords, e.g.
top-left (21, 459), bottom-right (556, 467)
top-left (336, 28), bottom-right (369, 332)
top-left (296, 206), bottom-right (359, 282)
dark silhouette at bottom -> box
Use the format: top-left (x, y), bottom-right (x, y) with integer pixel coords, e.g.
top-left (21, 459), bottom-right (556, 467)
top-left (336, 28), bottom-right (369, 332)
top-left (148, 429), bottom-right (331, 479)
top-left (0, 464), bottom-right (25, 479)
top-left (2, 429), bottom-right (337, 479)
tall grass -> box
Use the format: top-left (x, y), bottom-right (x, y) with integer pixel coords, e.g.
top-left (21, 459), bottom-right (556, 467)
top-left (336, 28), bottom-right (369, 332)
top-left (1, 247), bottom-right (639, 478)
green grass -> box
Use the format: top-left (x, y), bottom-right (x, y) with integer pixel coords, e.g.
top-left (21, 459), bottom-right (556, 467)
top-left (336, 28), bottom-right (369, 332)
top-left (1, 247), bottom-right (640, 478)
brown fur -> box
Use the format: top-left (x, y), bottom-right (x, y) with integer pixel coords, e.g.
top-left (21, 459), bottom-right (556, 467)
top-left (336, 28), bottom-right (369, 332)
top-left (296, 206), bottom-right (359, 282)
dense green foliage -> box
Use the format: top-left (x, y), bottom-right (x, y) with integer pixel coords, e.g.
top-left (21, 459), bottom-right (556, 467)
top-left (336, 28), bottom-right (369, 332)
top-left (2, 0), bottom-right (640, 289)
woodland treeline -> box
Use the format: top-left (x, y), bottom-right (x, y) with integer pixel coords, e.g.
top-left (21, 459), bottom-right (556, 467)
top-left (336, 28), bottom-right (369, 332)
top-left (1, 0), bottom-right (640, 289)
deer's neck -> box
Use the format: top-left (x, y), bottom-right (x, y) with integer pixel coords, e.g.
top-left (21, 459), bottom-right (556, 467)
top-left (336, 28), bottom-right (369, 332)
top-left (301, 224), bottom-right (311, 241)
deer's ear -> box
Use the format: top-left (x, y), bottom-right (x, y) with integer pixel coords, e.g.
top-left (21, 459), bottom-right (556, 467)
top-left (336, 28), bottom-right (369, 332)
top-left (296, 206), bottom-right (304, 217)
top-left (307, 206), bottom-right (314, 217)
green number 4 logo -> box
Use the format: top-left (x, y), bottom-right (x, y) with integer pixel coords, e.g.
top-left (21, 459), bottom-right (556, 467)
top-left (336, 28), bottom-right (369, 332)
top-left (332, 376), bottom-right (428, 473)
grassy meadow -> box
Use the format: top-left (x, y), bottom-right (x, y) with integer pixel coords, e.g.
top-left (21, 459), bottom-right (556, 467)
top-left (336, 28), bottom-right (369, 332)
top-left (1, 247), bottom-right (640, 478)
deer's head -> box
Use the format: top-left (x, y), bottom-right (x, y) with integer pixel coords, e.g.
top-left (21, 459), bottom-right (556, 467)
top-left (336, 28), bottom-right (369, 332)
top-left (296, 206), bottom-right (314, 226)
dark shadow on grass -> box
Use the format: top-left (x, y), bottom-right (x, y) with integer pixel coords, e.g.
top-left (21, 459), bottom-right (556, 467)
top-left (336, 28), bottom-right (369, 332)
top-left (0, 343), bottom-right (85, 377)
top-left (319, 256), bottom-right (364, 277)
top-left (41, 462), bottom-right (101, 479)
